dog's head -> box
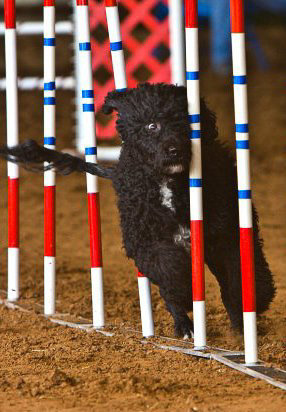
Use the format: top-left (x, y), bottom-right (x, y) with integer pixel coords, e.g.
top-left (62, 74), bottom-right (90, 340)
top-left (102, 83), bottom-right (191, 176)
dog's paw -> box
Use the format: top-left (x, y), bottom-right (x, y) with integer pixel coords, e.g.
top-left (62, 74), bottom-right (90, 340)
top-left (183, 330), bottom-right (194, 340)
top-left (174, 317), bottom-right (194, 339)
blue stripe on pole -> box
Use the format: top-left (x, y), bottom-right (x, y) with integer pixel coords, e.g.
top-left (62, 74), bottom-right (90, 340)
top-left (82, 90), bottom-right (94, 98)
top-left (44, 137), bottom-right (56, 145)
top-left (44, 97), bottom-right (56, 105)
top-left (44, 38), bottom-right (55, 46)
top-left (85, 147), bottom-right (97, 155)
top-left (188, 114), bottom-right (200, 123)
top-left (236, 123), bottom-right (249, 133)
top-left (186, 71), bottom-right (199, 80)
top-left (238, 190), bottom-right (251, 199)
top-left (79, 42), bottom-right (91, 51)
top-left (189, 130), bottom-right (201, 139)
top-left (233, 75), bottom-right (247, 84)
top-left (189, 178), bottom-right (202, 187)
top-left (116, 88), bottom-right (127, 92)
top-left (110, 41), bottom-right (123, 51)
top-left (83, 103), bottom-right (94, 112)
top-left (236, 140), bottom-right (249, 149)
top-left (44, 82), bottom-right (55, 91)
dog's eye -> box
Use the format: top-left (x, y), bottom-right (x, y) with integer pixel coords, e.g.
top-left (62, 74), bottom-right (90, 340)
top-left (146, 123), bottom-right (161, 132)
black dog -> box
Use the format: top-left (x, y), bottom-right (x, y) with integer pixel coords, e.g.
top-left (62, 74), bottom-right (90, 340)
top-left (0, 83), bottom-right (275, 337)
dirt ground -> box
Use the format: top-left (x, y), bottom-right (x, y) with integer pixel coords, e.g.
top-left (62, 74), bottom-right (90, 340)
top-left (0, 6), bottom-right (285, 412)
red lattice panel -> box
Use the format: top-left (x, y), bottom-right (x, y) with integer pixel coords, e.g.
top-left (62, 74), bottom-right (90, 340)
top-left (89, 0), bottom-right (170, 139)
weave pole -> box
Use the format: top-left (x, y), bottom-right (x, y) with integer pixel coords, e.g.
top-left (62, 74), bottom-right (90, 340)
top-left (43, 0), bottom-right (56, 315)
top-left (169, 0), bottom-right (186, 86)
top-left (104, 0), bottom-right (154, 338)
top-left (185, 0), bottom-right (206, 349)
top-left (230, 0), bottom-right (258, 364)
top-left (104, 0), bottom-right (127, 92)
top-left (4, 0), bottom-right (19, 302)
top-left (75, 0), bottom-right (104, 328)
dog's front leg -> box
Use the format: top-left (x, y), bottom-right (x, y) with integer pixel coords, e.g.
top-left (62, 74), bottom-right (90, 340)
top-left (135, 241), bottom-right (193, 338)
top-left (163, 297), bottom-right (194, 339)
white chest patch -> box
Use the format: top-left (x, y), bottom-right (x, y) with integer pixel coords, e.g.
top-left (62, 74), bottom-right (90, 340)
top-left (160, 181), bottom-right (175, 212)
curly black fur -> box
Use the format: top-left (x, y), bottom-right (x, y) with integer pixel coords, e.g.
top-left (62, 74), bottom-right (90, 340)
top-left (0, 83), bottom-right (275, 337)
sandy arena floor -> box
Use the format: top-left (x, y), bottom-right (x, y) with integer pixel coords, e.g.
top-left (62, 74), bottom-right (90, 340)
top-left (0, 8), bottom-right (285, 411)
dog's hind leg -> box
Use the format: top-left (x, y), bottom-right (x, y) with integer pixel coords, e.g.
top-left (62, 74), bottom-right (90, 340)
top-left (205, 229), bottom-right (275, 332)
top-left (205, 239), bottom-right (244, 332)
top-left (252, 231), bottom-right (275, 314)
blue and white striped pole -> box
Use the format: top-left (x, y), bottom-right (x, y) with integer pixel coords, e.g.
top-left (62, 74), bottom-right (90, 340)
top-left (230, 0), bottom-right (258, 365)
top-left (76, 0), bottom-right (105, 329)
top-left (105, 0), bottom-right (154, 338)
top-left (105, 0), bottom-right (127, 92)
top-left (185, 0), bottom-right (207, 349)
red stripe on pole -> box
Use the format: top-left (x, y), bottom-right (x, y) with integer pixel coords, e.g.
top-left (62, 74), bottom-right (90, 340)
top-left (137, 271), bottom-right (146, 278)
top-left (240, 228), bottom-right (256, 312)
top-left (230, 0), bottom-right (245, 33)
top-left (4, 0), bottom-right (16, 29)
top-left (88, 193), bottom-right (103, 267)
top-left (191, 220), bottom-right (205, 301)
top-left (76, 0), bottom-right (88, 6)
top-left (8, 178), bottom-right (19, 248)
top-left (44, 186), bottom-right (56, 256)
top-left (44, 0), bottom-right (55, 6)
top-left (185, 0), bottom-right (198, 29)
top-left (105, 0), bottom-right (117, 7)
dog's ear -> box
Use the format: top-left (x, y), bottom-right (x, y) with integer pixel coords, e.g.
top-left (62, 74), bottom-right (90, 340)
top-left (102, 89), bottom-right (127, 114)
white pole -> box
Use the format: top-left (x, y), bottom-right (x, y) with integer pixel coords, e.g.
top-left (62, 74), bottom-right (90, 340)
top-left (138, 275), bottom-right (155, 337)
top-left (169, 0), bottom-right (186, 86)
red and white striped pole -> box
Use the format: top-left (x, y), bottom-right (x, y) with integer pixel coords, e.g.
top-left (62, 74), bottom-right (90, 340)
top-left (230, 0), bottom-right (258, 364)
top-left (75, 0), bottom-right (104, 328)
top-left (43, 0), bottom-right (56, 315)
top-left (185, 0), bottom-right (206, 349)
top-left (104, 0), bottom-right (154, 337)
top-left (4, 0), bottom-right (19, 302)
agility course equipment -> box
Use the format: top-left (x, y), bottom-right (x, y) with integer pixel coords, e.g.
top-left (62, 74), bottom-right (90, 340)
top-left (230, 0), bottom-right (257, 364)
top-left (104, 0), bottom-right (154, 338)
top-left (4, 0), bottom-right (20, 302)
top-left (185, 0), bottom-right (206, 349)
top-left (169, 0), bottom-right (185, 86)
top-left (43, 0), bottom-right (56, 315)
top-left (185, 0), bottom-right (258, 364)
top-left (2, 0), bottom-right (285, 387)
top-left (1, 292), bottom-right (285, 391)
top-left (75, 0), bottom-right (105, 328)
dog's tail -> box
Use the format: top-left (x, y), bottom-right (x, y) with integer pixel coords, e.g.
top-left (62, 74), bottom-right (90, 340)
top-left (0, 139), bottom-right (114, 179)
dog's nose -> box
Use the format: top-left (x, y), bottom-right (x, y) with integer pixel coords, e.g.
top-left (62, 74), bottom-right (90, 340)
top-left (168, 146), bottom-right (179, 157)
